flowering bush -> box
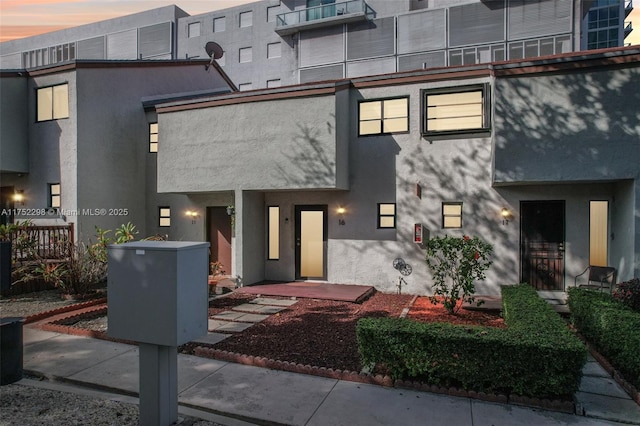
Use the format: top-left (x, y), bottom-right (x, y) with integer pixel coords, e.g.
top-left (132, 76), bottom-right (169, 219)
top-left (425, 235), bottom-right (493, 314)
top-left (612, 278), bottom-right (640, 312)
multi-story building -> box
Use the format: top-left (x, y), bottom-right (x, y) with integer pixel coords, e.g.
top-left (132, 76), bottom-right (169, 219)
top-left (0, 1), bottom-right (635, 89)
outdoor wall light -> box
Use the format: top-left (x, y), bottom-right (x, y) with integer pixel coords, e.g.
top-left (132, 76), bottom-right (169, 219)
top-left (13, 190), bottom-right (24, 206)
top-left (337, 206), bottom-right (346, 226)
top-left (186, 210), bottom-right (199, 224)
top-left (501, 208), bottom-right (513, 225)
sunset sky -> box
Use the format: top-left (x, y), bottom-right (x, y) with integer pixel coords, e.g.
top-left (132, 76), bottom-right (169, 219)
top-left (1, 0), bottom-right (639, 45)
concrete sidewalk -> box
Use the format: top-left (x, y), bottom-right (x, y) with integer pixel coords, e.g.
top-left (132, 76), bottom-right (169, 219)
top-left (21, 326), bottom-right (636, 426)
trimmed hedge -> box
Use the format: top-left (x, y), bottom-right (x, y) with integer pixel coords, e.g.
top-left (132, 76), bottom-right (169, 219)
top-left (568, 287), bottom-right (640, 389)
top-left (357, 284), bottom-right (586, 398)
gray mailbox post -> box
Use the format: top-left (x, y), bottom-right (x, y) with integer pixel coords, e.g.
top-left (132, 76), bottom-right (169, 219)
top-left (107, 241), bottom-right (210, 426)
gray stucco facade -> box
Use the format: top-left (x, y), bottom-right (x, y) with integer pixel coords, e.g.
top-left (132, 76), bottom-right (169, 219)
top-left (154, 48), bottom-right (640, 294)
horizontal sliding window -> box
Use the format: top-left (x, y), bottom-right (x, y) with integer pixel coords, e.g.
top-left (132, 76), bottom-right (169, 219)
top-left (423, 84), bottom-right (489, 135)
top-left (359, 97), bottom-right (409, 136)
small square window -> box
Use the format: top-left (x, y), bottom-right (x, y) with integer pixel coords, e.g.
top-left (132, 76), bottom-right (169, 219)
top-left (267, 79), bottom-right (281, 88)
top-left (423, 84), bottom-right (490, 136)
top-left (442, 202), bottom-right (462, 229)
top-left (378, 203), bottom-right (396, 229)
top-left (159, 206), bottom-right (171, 227)
top-left (239, 47), bottom-right (252, 63)
top-left (49, 183), bottom-right (61, 208)
top-left (267, 5), bottom-right (280, 22)
top-left (239, 82), bottom-right (253, 91)
top-left (188, 22), bottom-right (201, 38)
top-left (267, 42), bottom-right (281, 59)
top-left (213, 16), bottom-right (226, 33)
top-left (359, 97), bottom-right (409, 136)
top-left (240, 11), bottom-right (253, 28)
top-left (149, 122), bottom-right (158, 153)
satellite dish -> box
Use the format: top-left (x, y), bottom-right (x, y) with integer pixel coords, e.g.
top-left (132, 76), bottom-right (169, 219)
top-left (205, 42), bottom-right (224, 59)
top-left (204, 42), bottom-right (224, 71)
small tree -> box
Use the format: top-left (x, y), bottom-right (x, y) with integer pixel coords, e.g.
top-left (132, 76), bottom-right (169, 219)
top-left (425, 235), bottom-right (493, 314)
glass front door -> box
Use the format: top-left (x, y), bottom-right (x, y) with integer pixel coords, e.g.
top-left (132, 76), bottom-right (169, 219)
top-left (295, 205), bottom-right (327, 280)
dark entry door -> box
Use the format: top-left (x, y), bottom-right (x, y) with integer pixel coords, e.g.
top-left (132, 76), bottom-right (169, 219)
top-left (295, 205), bottom-right (327, 280)
top-left (207, 207), bottom-right (232, 275)
top-left (521, 201), bottom-right (565, 291)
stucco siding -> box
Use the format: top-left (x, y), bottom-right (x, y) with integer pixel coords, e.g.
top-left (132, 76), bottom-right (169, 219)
top-left (0, 76), bottom-right (28, 173)
top-left (158, 94), bottom-right (344, 192)
top-left (493, 65), bottom-right (640, 184)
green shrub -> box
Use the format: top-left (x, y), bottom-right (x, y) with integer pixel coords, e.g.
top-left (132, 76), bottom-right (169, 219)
top-left (568, 287), bottom-right (640, 388)
top-left (357, 284), bottom-right (586, 398)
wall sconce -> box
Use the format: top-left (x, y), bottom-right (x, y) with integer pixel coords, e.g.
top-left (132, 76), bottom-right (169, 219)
top-left (186, 210), bottom-right (199, 224)
top-left (226, 205), bottom-right (235, 216)
top-left (337, 206), bottom-right (346, 226)
top-left (501, 208), bottom-right (513, 225)
top-left (13, 190), bottom-right (24, 206)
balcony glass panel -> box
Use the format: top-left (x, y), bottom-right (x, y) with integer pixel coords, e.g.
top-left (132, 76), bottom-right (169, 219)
top-left (276, 0), bottom-right (368, 29)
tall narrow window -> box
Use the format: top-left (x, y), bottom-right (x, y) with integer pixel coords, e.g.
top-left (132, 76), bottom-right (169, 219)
top-left (359, 97), bottom-right (409, 136)
top-left (37, 83), bottom-right (69, 122)
top-left (49, 183), bottom-right (61, 208)
top-left (378, 203), bottom-right (396, 229)
top-left (149, 123), bottom-right (158, 153)
top-left (590, 201), bottom-right (608, 267)
top-left (268, 206), bottom-right (280, 260)
top-left (159, 206), bottom-right (171, 227)
top-left (442, 202), bottom-right (462, 228)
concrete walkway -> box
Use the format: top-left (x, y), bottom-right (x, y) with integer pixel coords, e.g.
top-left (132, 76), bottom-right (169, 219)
top-left (19, 326), bottom-right (639, 426)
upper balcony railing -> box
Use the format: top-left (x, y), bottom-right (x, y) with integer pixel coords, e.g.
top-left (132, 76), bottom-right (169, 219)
top-left (275, 0), bottom-right (373, 35)
top-left (624, 20), bottom-right (633, 37)
top-left (624, 0), bottom-right (633, 17)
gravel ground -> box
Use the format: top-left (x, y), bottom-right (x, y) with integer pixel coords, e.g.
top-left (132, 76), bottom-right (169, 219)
top-left (0, 291), bottom-right (229, 426)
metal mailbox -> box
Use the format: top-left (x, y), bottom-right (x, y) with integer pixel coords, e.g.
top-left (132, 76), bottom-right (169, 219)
top-left (107, 241), bottom-right (210, 346)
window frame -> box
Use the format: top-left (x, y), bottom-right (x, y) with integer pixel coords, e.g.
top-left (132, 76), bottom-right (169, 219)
top-left (149, 122), bottom-right (158, 153)
top-left (421, 84), bottom-right (490, 137)
top-left (49, 183), bottom-right (61, 209)
top-left (36, 83), bottom-right (69, 122)
top-left (377, 203), bottom-right (396, 229)
top-left (358, 96), bottom-right (410, 137)
top-left (442, 202), bottom-right (463, 229)
top-left (159, 206), bottom-right (171, 228)
top-left (267, 206), bottom-right (280, 260)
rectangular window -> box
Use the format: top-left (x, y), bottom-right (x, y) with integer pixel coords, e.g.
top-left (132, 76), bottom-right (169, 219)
top-left (442, 202), bottom-right (462, 228)
top-left (359, 97), bottom-right (409, 136)
top-left (267, 5), bottom-right (280, 22)
top-left (589, 201), bottom-right (608, 267)
top-left (423, 84), bottom-right (489, 135)
top-left (378, 203), bottom-right (396, 229)
top-left (159, 206), bottom-right (171, 227)
top-left (268, 206), bottom-right (280, 260)
top-left (37, 83), bottom-right (69, 122)
top-left (213, 16), bottom-right (226, 33)
top-left (267, 42), bottom-right (281, 59)
top-left (149, 123), bottom-right (158, 153)
top-left (188, 22), bottom-right (201, 38)
top-left (240, 11), bottom-right (253, 27)
top-left (239, 47), bottom-right (252, 63)
top-left (267, 79), bottom-right (281, 88)
top-left (49, 183), bottom-right (61, 209)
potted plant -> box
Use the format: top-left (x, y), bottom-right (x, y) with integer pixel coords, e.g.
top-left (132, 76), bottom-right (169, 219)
top-left (208, 261), bottom-right (225, 296)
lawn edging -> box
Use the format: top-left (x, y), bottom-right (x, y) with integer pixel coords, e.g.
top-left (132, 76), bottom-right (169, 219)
top-left (356, 284), bottom-right (587, 401)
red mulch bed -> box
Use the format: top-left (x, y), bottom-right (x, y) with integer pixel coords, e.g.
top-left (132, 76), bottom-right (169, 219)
top-left (407, 297), bottom-right (506, 329)
top-left (191, 291), bottom-right (413, 373)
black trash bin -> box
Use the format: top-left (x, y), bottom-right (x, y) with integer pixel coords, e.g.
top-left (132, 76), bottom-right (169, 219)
top-left (1, 317), bottom-right (24, 385)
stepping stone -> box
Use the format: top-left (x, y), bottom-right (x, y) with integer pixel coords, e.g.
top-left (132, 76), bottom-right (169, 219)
top-left (233, 303), bottom-right (266, 313)
top-left (208, 319), bottom-right (229, 331)
top-left (215, 321), bottom-right (254, 333)
top-left (234, 313), bottom-right (270, 323)
top-left (250, 297), bottom-right (297, 306)
top-left (213, 311), bottom-right (246, 320)
top-left (575, 391), bottom-right (640, 424)
top-left (255, 305), bottom-right (287, 314)
top-left (192, 332), bottom-right (230, 345)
